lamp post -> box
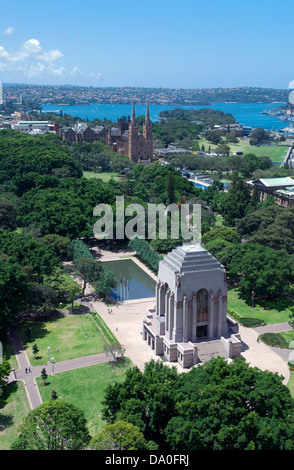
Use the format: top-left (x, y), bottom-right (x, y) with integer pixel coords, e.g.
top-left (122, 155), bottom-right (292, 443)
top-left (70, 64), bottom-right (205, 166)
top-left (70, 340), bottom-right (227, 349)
top-left (85, 313), bottom-right (88, 338)
top-left (251, 290), bottom-right (255, 311)
top-left (51, 357), bottom-right (55, 376)
top-left (47, 346), bottom-right (50, 364)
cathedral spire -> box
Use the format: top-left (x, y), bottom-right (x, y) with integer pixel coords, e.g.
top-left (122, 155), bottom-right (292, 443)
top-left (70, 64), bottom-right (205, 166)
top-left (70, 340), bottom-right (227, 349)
top-left (145, 101), bottom-right (151, 124)
top-left (131, 103), bottom-right (136, 125)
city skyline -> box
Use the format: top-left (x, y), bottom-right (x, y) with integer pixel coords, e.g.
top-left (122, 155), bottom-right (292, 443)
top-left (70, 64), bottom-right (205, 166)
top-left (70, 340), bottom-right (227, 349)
top-left (0, 0), bottom-right (294, 89)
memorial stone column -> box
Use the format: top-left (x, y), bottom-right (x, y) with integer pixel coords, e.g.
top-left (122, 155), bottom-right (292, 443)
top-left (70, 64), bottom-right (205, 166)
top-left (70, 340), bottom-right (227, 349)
top-left (217, 293), bottom-right (223, 337)
top-left (168, 292), bottom-right (174, 340)
top-left (192, 294), bottom-right (197, 342)
top-left (183, 294), bottom-right (188, 342)
top-left (208, 292), bottom-right (214, 339)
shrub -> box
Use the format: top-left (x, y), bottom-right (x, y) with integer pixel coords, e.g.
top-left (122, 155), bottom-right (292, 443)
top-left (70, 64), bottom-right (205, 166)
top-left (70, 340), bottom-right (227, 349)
top-left (260, 332), bottom-right (287, 348)
top-left (68, 239), bottom-right (93, 262)
top-left (239, 318), bottom-right (265, 328)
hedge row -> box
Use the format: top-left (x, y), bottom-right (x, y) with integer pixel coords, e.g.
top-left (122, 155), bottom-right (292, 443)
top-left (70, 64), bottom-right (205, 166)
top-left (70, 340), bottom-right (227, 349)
top-left (128, 238), bottom-right (160, 272)
top-left (68, 239), bottom-right (93, 262)
top-left (91, 311), bottom-right (117, 344)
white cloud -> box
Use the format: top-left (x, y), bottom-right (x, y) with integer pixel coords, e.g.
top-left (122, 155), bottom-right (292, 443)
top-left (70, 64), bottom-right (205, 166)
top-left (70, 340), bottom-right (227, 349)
top-left (21, 38), bottom-right (42, 55)
top-left (0, 62), bottom-right (8, 72)
top-left (38, 49), bottom-right (63, 63)
top-left (2, 26), bottom-right (15, 35)
top-left (52, 67), bottom-right (66, 76)
top-left (0, 46), bottom-right (9, 60)
top-left (89, 71), bottom-right (103, 81)
top-left (0, 37), bottom-right (101, 83)
top-left (69, 66), bottom-right (83, 76)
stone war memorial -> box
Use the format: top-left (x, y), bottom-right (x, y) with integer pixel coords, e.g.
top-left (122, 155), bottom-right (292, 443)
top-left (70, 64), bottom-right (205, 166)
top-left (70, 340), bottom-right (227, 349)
top-left (142, 244), bottom-right (242, 368)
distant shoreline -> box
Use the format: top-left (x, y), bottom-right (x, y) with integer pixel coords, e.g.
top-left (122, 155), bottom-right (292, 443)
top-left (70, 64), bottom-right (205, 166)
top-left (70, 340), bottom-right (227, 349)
top-left (40, 102), bottom-right (290, 131)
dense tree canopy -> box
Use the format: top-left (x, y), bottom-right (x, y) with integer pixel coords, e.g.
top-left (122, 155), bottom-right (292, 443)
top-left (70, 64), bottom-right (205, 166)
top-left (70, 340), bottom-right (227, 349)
top-left (11, 400), bottom-right (90, 450)
top-left (236, 205), bottom-right (294, 253)
top-left (90, 421), bottom-right (158, 450)
top-left (0, 130), bottom-right (82, 191)
top-left (102, 358), bottom-right (294, 450)
top-left (229, 243), bottom-right (293, 300)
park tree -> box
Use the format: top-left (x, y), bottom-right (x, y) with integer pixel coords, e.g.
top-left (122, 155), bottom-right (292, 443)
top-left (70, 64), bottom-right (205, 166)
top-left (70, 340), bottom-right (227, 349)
top-left (74, 257), bottom-right (103, 296)
top-left (41, 368), bottom-right (48, 385)
top-left (204, 239), bottom-right (238, 270)
top-left (228, 243), bottom-right (293, 300)
top-left (90, 421), bottom-right (158, 450)
top-left (0, 359), bottom-right (11, 396)
top-left (104, 341), bottom-right (125, 363)
top-left (40, 234), bottom-right (70, 258)
top-left (166, 172), bottom-right (176, 203)
top-left (251, 184), bottom-right (260, 208)
top-left (202, 226), bottom-right (241, 245)
top-left (43, 268), bottom-right (83, 311)
top-left (32, 343), bottom-right (39, 358)
top-left (164, 356), bottom-right (294, 450)
top-left (0, 229), bottom-right (61, 281)
top-left (102, 360), bottom-right (179, 447)
top-left (222, 171), bottom-right (252, 226)
top-left (68, 239), bottom-right (93, 262)
top-left (51, 389), bottom-right (58, 400)
top-left (101, 358), bottom-right (294, 450)
top-left (11, 400), bottom-right (90, 450)
top-left (60, 277), bottom-right (83, 311)
top-left (0, 257), bottom-right (31, 332)
top-left (0, 199), bottom-right (18, 230)
top-left (236, 205), bottom-right (294, 253)
top-left (96, 265), bottom-right (118, 297)
top-left (31, 283), bottom-right (60, 317)
top-left (249, 127), bottom-right (270, 145)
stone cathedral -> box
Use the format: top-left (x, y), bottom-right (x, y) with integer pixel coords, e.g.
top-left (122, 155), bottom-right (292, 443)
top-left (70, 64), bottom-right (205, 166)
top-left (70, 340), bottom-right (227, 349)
top-left (106, 103), bottom-right (154, 162)
top-left (60, 103), bottom-right (154, 163)
top-left (142, 245), bottom-right (242, 368)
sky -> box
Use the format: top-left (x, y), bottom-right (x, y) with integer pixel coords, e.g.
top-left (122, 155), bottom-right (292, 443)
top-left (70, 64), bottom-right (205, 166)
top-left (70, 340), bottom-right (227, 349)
top-left (0, 0), bottom-right (294, 89)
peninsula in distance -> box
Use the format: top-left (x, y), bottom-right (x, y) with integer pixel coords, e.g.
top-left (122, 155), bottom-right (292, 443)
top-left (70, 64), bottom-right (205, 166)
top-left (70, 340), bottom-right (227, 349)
top-left (2, 84), bottom-right (289, 107)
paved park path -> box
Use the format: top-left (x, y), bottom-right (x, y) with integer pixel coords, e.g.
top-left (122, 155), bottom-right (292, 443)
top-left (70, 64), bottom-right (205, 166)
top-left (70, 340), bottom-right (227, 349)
top-left (7, 247), bottom-right (293, 410)
top-left (9, 324), bottom-right (110, 410)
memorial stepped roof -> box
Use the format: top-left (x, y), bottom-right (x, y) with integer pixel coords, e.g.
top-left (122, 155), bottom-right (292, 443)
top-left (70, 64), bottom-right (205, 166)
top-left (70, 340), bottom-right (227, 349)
top-left (162, 245), bottom-right (224, 274)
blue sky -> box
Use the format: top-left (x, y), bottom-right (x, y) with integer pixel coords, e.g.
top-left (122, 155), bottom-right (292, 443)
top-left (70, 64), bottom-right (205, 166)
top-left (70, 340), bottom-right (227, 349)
top-left (0, 0), bottom-right (293, 89)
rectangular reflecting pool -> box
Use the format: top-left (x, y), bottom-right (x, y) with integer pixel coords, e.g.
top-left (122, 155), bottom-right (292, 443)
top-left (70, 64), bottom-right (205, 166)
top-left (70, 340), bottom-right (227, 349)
top-left (103, 259), bottom-right (156, 301)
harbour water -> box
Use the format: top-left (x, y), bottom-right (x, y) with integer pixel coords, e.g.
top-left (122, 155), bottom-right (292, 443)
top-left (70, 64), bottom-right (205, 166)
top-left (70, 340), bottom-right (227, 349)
top-left (41, 102), bottom-right (288, 131)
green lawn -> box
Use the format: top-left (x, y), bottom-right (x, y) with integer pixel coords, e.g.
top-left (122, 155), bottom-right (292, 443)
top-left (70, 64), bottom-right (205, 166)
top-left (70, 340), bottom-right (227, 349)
top-left (36, 360), bottom-right (131, 437)
top-left (227, 288), bottom-right (293, 325)
top-left (198, 137), bottom-right (289, 163)
top-left (21, 314), bottom-right (107, 366)
top-left (83, 171), bottom-right (122, 182)
top-left (287, 372), bottom-right (294, 397)
top-left (279, 330), bottom-right (294, 347)
top-left (0, 381), bottom-right (31, 450)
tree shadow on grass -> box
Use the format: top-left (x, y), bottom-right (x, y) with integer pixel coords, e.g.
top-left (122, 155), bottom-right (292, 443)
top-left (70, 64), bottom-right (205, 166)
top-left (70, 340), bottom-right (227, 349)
top-left (235, 289), bottom-right (294, 313)
top-left (0, 382), bottom-right (18, 429)
top-left (20, 313), bottom-right (64, 348)
top-left (0, 412), bottom-right (14, 429)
